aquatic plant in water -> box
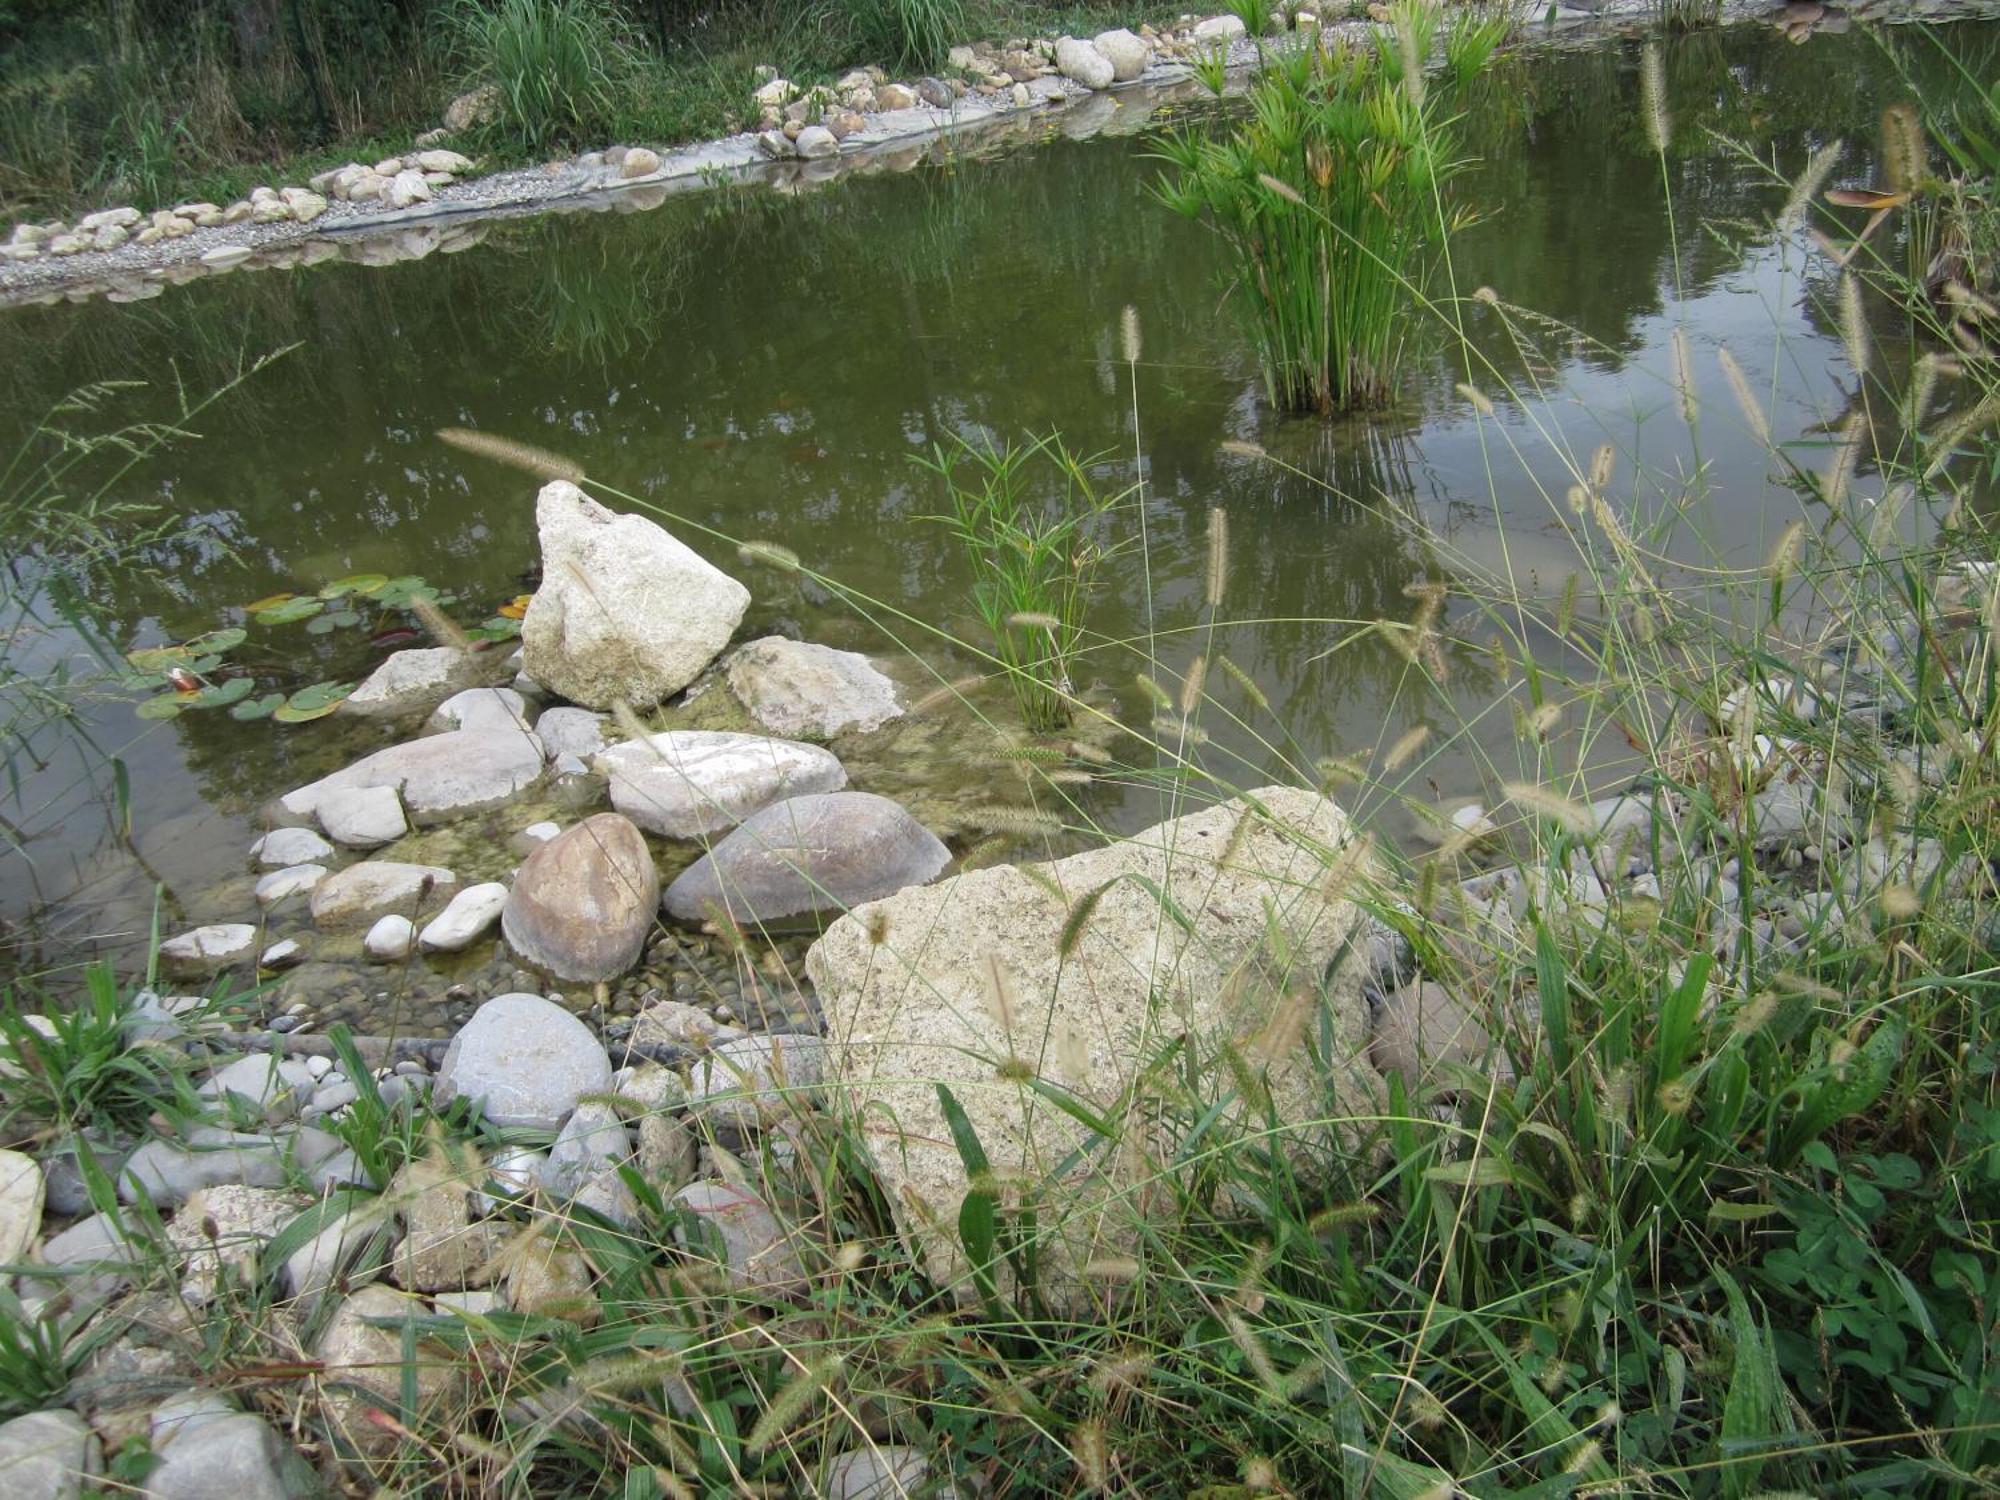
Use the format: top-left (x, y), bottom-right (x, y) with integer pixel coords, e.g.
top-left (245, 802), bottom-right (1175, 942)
top-left (916, 432), bottom-right (1123, 734)
top-left (1154, 10), bottom-right (1476, 414)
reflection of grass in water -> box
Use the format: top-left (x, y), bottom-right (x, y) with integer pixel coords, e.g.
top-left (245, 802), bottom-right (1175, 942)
top-left (513, 216), bottom-right (691, 361)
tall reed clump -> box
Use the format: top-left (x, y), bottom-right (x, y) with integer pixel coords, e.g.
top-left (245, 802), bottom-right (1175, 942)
top-left (826, 0), bottom-right (966, 72)
top-left (915, 431), bottom-right (1123, 733)
top-left (448, 0), bottom-right (644, 153)
top-left (1153, 10), bottom-right (1473, 414)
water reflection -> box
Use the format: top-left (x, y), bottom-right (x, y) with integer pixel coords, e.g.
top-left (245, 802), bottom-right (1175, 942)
top-left (0, 19), bottom-right (1991, 973)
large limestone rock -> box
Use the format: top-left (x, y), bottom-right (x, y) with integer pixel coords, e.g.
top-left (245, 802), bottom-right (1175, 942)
top-left (806, 788), bottom-right (1382, 1298)
top-left (1092, 29), bottom-right (1149, 81)
top-left (502, 813), bottom-right (658, 981)
top-left (597, 730), bottom-right (846, 839)
top-left (520, 481), bottom-right (749, 710)
top-left (663, 792), bottom-right (948, 924)
top-left (724, 637), bottom-right (904, 740)
top-left (1056, 36), bottom-right (1116, 90)
top-left (434, 993), bottom-right (611, 1129)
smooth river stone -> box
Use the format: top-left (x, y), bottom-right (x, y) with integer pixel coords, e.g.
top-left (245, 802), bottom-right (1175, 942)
top-left (597, 730), bottom-right (846, 839)
top-left (0, 1149), bottom-right (46, 1266)
top-left (662, 791), bottom-right (948, 923)
top-left (157, 925), bottom-right (258, 977)
top-left (308, 861), bottom-right (459, 928)
top-left (279, 711), bottom-right (542, 827)
top-left (418, 881), bottom-right (509, 952)
top-left (248, 826), bottom-right (333, 867)
top-left (502, 813), bottom-right (658, 981)
top-left (315, 785), bottom-right (407, 847)
top-left (253, 863), bottom-right (326, 907)
top-left (435, 992), bottom-right (611, 1129)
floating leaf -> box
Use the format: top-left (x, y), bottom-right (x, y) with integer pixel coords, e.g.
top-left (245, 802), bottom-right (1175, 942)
top-left (273, 680), bottom-right (354, 722)
top-left (244, 592), bottom-right (297, 613)
top-left (230, 692), bottom-right (286, 721)
top-left (255, 597), bottom-right (326, 625)
top-left (1824, 187), bottom-right (1910, 209)
top-left (320, 573), bottom-right (389, 599)
top-left (187, 656), bottom-right (223, 675)
top-left (190, 678), bottom-right (254, 708)
top-left (135, 695), bottom-right (185, 720)
top-left (305, 614), bottom-right (340, 635)
top-left (370, 576), bottom-right (432, 607)
top-left (126, 645), bottom-right (193, 672)
top-left (481, 615), bottom-right (523, 639)
top-left (497, 594), bottom-right (531, 620)
top-left (183, 627), bottom-right (247, 656)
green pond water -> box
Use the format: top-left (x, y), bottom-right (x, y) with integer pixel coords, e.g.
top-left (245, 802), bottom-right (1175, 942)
top-left (2, 18), bottom-right (1993, 1013)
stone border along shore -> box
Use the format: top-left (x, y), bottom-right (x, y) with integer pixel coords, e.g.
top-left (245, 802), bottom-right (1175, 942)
top-left (0, 0), bottom-right (1903, 313)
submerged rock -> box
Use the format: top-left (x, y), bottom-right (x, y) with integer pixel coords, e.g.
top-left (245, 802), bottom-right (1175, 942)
top-left (280, 713), bottom-right (542, 826)
top-left (315, 785), bottom-right (408, 848)
top-left (724, 637), bottom-right (904, 740)
top-left (434, 993), bottom-right (611, 1130)
top-left (309, 861), bottom-right (460, 928)
top-left (806, 787), bottom-right (1382, 1299)
top-left (520, 481), bottom-right (750, 710)
top-left (662, 791), bottom-right (948, 924)
top-left (158, 925), bottom-right (258, 978)
top-left (597, 730), bottom-right (846, 839)
top-left (502, 813), bottom-right (658, 981)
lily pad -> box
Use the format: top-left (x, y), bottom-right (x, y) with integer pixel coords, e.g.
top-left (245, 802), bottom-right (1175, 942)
top-left (183, 627), bottom-right (247, 656)
top-left (481, 616), bottom-right (523, 639)
top-left (255, 597), bottom-right (326, 625)
top-left (320, 573), bottom-right (390, 599)
top-left (273, 680), bottom-right (354, 722)
top-left (305, 614), bottom-right (341, 635)
top-left (126, 645), bottom-right (193, 672)
top-left (190, 678), bottom-right (254, 708)
top-left (244, 592), bottom-right (297, 613)
top-left (230, 693), bottom-right (287, 721)
top-left (135, 695), bottom-right (185, 720)
top-left (371, 576), bottom-right (434, 608)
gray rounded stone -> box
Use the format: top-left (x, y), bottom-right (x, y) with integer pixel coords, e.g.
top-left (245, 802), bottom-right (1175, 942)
top-left (434, 993), bottom-right (611, 1129)
top-left (663, 792), bottom-right (948, 924)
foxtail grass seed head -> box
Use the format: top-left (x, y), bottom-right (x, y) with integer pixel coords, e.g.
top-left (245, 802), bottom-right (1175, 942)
top-left (1670, 326), bottom-right (1698, 427)
top-left (1137, 673), bottom-right (1174, 711)
top-left (736, 540), bottom-right (800, 572)
top-left (910, 674), bottom-right (986, 716)
top-left (1456, 381), bottom-right (1496, 416)
top-left (1656, 1077), bottom-right (1695, 1115)
top-left (1396, 14), bottom-right (1425, 107)
top-left (1823, 415), bottom-right (1862, 511)
top-left (1092, 1349), bottom-right (1153, 1396)
top-left (436, 426), bottom-right (584, 482)
top-left (1257, 171), bottom-right (1306, 205)
top-left (1640, 44), bottom-right (1669, 154)
top-left (1385, 724), bottom-right (1430, 771)
top-left (971, 804), bottom-right (1066, 837)
top-left (1179, 654), bottom-right (1208, 717)
top-left (1120, 304), bottom-right (1143, 364)
top-left (1006, 610), bottom-right (1063, 633)
top-left (1717, 346), bottom-right (1771, 443)
top-left (408, 593), bottom-right (471, 654)
top-left (1151, 713), bottom-right (1208, 745)
top-left (1250, 987), bottom-right (1314, 1066)
top-left (1306, 1201), bottom-right (1381, 1233)
top-left (1880, 102), bottom-right (1926, 193)
top-left (1779, 139), bottom-right (1843, 231)
top-left (1502, 781), bottom-right (1593, 834)
top-left (1567, 483), bottom-right (1590, 516)
top-left (1587, 442), bottom-right (1615, 494)
top-left (1216, 654), bottom-right (1270, 713)
top-left (611, 700), bottom-right (658, 754)
top-left (1733, 990), bottom-right (1781, 1037)
top-left (1316, 753), bottom-right (1367, 786)
top-left (1525, 700), bottom-right (1563, 739)
top-left (1881, 882), bottom-right (1921, 920)
top-left (1906, 352), bottom-right (1941, 430)
top-left (1766, 519), bottom-right (1806, 583)
top-left (1838, 273), bottom-right (1870, 380)
top-left (1071, 1421), bottom-right (1109, 1490)
top-left (1474, 285), bottom-right (1500, 305)
top-left (1206, 507), bottom-right (1230, 607)
top-left (1083, 1255), bottom-right (1142, 1284)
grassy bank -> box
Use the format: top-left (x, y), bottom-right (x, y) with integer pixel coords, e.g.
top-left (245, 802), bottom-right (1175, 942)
top-left (0, 0), bottom-right (1179, 225)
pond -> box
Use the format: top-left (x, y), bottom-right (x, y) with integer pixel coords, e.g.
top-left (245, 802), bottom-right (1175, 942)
top-left (1, 15), bottom-right (1992, 1030)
